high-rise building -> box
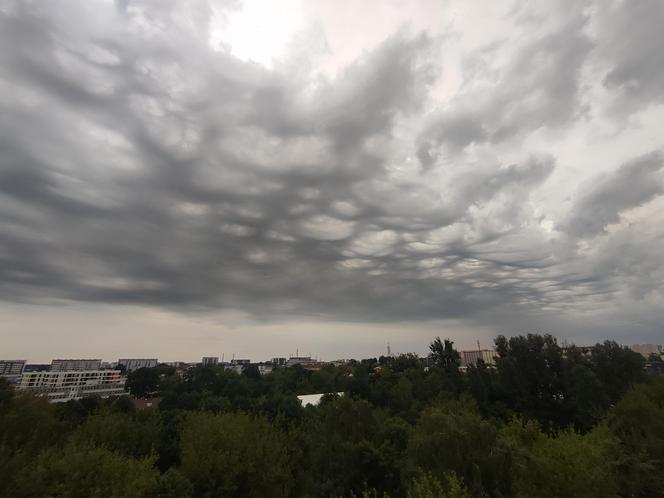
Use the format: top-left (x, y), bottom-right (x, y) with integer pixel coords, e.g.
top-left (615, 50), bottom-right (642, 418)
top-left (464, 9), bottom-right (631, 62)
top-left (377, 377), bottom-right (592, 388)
top-left (118, 358), bottom-right (158, 371)
top-left (50, 359), bottom-right (102, 371)
top-left (17, 369), bottom-right (126, 403)
top-left (201, 357), bottom-right (219, 366)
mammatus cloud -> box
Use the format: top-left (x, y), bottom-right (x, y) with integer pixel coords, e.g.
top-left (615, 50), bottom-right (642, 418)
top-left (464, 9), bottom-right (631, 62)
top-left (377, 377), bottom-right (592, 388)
top-left (0, 0), bottom-right (663, 343)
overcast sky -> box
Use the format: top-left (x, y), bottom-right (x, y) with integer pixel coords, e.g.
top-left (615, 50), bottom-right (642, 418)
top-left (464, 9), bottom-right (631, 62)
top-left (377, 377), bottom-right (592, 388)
top-left (1, 0), bottom-right (663, 362)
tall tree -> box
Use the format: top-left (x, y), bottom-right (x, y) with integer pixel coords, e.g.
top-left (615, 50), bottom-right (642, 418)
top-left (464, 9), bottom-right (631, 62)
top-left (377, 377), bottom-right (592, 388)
top-left (180, 411), bottom-right (293, 498)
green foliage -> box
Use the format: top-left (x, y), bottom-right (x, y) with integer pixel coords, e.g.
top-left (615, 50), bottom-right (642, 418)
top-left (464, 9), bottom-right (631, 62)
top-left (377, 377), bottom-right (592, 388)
top-left (406, 398), bottom-right (509, 497)
top-left (1, 334), bottom-right (661, 498)
top-left (511, 426), bottom-right (619, 498)
top-left (408, 472), bottom-right (470, 498)
top-left (429, 337), bottom-right (461, 373)
top-left (607, 377), bottom-right (664, 497)
top-left (180, 411), bottom-right (293, 497)
top-left (14, 443), bottom-right (159, 498)
top-left (69, 408), bottom-right (162, 458)
top-left (126, 367), bottom-right (161, 397)
top-left (590, 340), bottom-right (645, 403)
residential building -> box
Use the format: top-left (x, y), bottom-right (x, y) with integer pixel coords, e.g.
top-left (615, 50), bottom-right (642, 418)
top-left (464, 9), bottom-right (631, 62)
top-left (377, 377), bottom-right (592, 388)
top-left (50, 359), bottom-right (102, 371)
top-left (0, 360), bottom-right (26, 376)
top-left (285, 356), bottom-right (326, 370)
top-left (0, 360), bottom-right (26, 384)
top-left (134, 397), bottom-right (162, 410)
top-left (23, 364), bottom-right (50, 372)
top-left (230, 358), bottom-right (250, 366)
top-left (461, 350), bottom-right (496, 367)
top-left (118, 358), bottom-right (158, 371)
top-left (201, 357), bottom-right (219, 366)
top-left (258, 364), bottom-right (273, 375)
top-left (17, 369), bottom-right (126, 403)
top-left (630, 344), bottom-right (662, 358)
top-left (271, 357), bottom-right (287, 366)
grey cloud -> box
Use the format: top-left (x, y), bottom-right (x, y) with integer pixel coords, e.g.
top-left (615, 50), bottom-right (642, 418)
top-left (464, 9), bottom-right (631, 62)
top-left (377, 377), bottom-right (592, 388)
top-left (0, 0), bottom-right (662, 340)
top-left (559, 151), bottom-right (664, 237)
top-left (417, 14), bottom-right (593, 165)
top-left (595, 0), bottom-right (664, 114)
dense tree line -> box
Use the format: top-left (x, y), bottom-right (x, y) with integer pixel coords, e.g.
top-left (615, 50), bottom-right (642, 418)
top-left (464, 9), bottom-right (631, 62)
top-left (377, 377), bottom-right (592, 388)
top-left (1, 334), bottom-right (662, 497)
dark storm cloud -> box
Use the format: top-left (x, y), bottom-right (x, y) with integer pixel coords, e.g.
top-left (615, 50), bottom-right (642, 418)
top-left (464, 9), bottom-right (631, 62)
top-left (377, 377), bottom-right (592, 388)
top-left (0, 0), bottom-right (663, 335)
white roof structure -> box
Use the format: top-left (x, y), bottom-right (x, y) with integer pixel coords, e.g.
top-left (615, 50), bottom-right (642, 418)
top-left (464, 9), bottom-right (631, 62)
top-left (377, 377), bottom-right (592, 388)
top-left (296, 392), bottom-right (344, 407)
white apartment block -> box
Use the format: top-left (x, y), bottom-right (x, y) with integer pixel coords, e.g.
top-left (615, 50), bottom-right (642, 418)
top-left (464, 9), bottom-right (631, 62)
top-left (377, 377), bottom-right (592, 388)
top-left (50, 359), bottom-right (102, 371)
top-left (118, 358), bottom-right (158, 371)
top-left (17, 370), bottom-right (126, 403)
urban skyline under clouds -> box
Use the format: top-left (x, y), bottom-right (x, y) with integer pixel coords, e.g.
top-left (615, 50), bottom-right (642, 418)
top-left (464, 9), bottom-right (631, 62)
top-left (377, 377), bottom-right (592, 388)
top-left (1, 0), bottom-right (663, 362)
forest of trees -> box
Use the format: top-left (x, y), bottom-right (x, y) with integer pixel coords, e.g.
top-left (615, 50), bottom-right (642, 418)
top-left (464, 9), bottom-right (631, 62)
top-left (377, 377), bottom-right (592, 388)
top-left (1, 333), bottom-right (663, 497)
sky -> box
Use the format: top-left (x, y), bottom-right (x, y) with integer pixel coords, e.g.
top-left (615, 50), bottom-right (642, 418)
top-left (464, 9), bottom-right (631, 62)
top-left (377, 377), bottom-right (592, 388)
top-left (1, 0), bottom-right (663, 362)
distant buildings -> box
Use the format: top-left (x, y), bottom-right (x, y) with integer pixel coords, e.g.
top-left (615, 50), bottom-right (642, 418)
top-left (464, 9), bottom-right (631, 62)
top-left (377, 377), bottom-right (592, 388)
top-left (134, 397), bottom-right (162, 410)
top-left (630, 344), bottom-right (663, 358)
top-left (201, 357), bottom-right (219, 366)
top-left (285, 356), bottom-right (325, 370)
top-left (230, 358), bottom-right (251, 366)
top-left (0, 360), bottom-right (26, 384)
top-left (118, 358), bottom-right (158, 371)
top-left (0, 360), bottom-right (26, 376)
top-left (271, 357), bottom-right (287, 366)
top-left (50, 359), bottom-right (102, 371)
top-left (17, 369), bottom-right (126, 403)
top-left (461, 350), bottom-right (496, 367)
top-left (257, 364), bottom-right (273, 375)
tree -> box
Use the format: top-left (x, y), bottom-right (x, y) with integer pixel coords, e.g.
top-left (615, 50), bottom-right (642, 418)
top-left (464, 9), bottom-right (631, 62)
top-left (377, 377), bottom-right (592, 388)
top-left (606, 377), bottom-right (664, 497)
top-left (126, 367), bottom-right (161, 397)
top-left (493, 334), bottom-right (567, 430)
top-left (14, 443), bottom-right (159, 497)
top-left (510, 426), bottom-right (619, 498)
top-left (180, 411), bottom-right (293, 497)
top-left (69, 408), bottom-right (162, 459)
top-left (408, 472), bottom-right (470, 498)
top-left (406, 399), bottom-right (510, 497)
top-left (429, 337), bottom-right (460, 373)
top-left (590, 341), bottom-right (645, 403)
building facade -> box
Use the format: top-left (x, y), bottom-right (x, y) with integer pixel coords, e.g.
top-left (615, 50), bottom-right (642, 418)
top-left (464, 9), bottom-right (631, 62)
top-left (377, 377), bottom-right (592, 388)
top-left (202, 357), bottom-right (219, 366)
top-left (630, 344), bottom-right (662, 358)
top-left (0, 360), bottom-right (26, 384)
top-left (118, 358), bottom-right (158, 371)
top-left (0, 360), bottom-right (26, 376)
top-left (17, 370), bottom-right (126, 402)
top-left (50, 359), bottom-right (102, 371)
top-left (461, 350), bottom-right (496, 367)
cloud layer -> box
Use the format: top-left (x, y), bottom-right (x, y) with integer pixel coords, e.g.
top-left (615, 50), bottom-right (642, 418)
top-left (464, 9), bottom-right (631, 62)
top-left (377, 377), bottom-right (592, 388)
top-left (0, 0), bottom-right (663, 341)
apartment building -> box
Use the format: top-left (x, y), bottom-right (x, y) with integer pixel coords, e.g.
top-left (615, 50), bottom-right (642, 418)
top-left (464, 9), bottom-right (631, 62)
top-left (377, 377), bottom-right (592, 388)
top-left (461, 349), bottom-right (496, 367)
top-left (17, 369), bottom-right (126, 402)
top-left (118, 358), bottom-right (158, 371)
top-left (50, 359), bottom-right (102, 371)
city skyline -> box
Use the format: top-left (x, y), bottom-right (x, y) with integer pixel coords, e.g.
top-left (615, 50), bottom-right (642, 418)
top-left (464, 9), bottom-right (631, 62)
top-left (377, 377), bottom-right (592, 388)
top-left (1, 0), bottom-right (664, 359)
